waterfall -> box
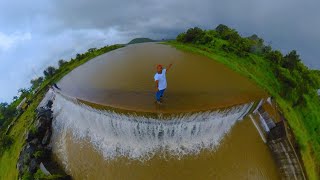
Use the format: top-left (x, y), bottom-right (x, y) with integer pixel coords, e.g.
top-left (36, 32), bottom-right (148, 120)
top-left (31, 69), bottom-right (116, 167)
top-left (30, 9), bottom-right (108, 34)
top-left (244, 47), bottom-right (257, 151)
top-left (51, 92), bottom-right (253, 162)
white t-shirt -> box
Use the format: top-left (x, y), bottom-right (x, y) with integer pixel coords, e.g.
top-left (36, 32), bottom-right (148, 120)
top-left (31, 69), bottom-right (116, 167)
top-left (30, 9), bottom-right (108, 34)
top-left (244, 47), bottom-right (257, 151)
top-left (154, 69), bottom-right (167, 90)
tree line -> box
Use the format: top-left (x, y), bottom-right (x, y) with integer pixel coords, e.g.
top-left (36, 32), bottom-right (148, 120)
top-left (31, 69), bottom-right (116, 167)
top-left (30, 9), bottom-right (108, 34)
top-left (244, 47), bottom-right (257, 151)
top-left (176, 25), bottom-right (320, 106)
top-left (0, 45), bottom-right (118, 133)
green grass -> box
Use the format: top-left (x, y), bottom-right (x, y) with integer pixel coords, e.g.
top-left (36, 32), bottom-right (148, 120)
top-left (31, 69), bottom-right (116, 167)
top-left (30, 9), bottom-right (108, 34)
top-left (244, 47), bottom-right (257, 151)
top-left (165, 41), bottom-right (320, 179)
top-left (0, 91), bottom-right (43, 179)
top-left (1, 39), bottom-right (318, 179)
top-left (0, 44), bottom-right (124, 179)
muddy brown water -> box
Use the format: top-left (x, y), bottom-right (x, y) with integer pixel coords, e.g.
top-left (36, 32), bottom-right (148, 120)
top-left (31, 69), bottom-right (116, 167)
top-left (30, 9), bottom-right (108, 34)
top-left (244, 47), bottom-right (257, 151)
top-left (58, 43), bottom-right (267, 113)
top-left (53, 118), bottom-right (280, 180)
top-left (53, 43), bottom-right (279, 179)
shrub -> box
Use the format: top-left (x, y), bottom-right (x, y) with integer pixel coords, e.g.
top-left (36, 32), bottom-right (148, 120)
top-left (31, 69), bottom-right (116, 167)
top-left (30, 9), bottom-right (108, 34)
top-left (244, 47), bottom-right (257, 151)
top-left (184, 27), bottom-right (205, 43)
top-left (34, 169), bottom-right (64, 180)
top-left (197, 34), bottom-right (213, 44)
top-left (176, 33), bottom-right (186, 43)
top-left (0, 135), bottom-right (14, 153)
top-left (267, 50), bottom-right (283, 64)
top-left (22, 171), bottom-right (33, 180)
top-left (176, 27), bottom-right (213, 44)
top-left (29, 124), bottom-right (38, 135)
top-left (33, 150), bottom-right (44, 158)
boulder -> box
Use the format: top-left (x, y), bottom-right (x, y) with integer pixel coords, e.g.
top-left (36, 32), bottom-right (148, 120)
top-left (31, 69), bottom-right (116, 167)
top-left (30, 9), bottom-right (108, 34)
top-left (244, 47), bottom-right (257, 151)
top-left (26, 131), bottom-right (35, 142)
top-left (36, 108), bottom-right (52, 120)
top-left (34, 120), bottom-right (47, 138)
top-left (41, 161), bottom-right (71, 179)
top-left (35, 146), bottom-right (52, 162)
top-left (24, 143), bottom-right (36, 156)
top-left (16, 155), bottom-right (25, 174)
top-left (28, 158), bottom-right (38, 174)
top-left (17, 143), bottom-right (36, 175)
top-left (61, 175), bottom-right (72, 180)
top-left (40, 162), bottom-right (51, 176)
top-left (42, 129), bottom-right (52, 145)
top-left (29, 138), bottom-right (39, 145)
top-left (46, 100), bottom-right (53, 108)
top-left (38, 116), bottom-right (51, 126)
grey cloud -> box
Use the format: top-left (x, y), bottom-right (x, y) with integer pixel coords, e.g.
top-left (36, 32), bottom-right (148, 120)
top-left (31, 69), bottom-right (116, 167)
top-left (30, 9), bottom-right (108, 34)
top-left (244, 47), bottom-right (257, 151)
top-left (47, 0), bottom-right (320, 68)
top-left (1, 0), bottom-right (320, 102)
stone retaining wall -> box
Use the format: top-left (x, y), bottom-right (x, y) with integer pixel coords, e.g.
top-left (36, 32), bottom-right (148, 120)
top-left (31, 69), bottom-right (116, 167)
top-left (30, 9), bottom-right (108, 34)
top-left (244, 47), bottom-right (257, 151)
top-left (253, 98), bottom-right (306, 180)
top-left (16, 99), bottom-right (70, 179)
top-left (267, 121), bottom-right (306, 180)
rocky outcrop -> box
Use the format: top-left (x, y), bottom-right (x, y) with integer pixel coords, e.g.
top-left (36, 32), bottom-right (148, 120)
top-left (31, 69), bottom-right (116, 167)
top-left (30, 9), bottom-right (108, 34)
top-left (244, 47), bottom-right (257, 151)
top-left (17, 99), bottom-right (71, 179)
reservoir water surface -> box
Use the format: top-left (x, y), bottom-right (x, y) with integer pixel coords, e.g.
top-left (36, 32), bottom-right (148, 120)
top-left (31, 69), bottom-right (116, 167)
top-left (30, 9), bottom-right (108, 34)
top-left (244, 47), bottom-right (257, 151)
top-left (58, 43), bottom-right (267, 113)
top-left (52, 43), bottom-right (280, 179)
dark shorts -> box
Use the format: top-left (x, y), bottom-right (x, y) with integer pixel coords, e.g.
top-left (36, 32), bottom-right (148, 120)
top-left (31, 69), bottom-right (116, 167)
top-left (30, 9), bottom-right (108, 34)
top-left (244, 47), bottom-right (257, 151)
top-left (156, 89), bottom-right (165, 101)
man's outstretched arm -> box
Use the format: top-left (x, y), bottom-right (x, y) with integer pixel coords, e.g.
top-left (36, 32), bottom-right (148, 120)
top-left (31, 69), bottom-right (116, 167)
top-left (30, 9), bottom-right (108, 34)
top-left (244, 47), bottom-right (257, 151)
top-left (166, 63), bottom-right (173, 72)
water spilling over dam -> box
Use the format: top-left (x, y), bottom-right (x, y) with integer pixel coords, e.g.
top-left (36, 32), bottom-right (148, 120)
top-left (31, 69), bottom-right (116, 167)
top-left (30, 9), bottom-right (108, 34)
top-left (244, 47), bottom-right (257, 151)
top-left (49, 43), bottom-right (280, 179)
top-left (49, 91), bottom-right (280, 179)
top-left (52, 92), bottom-right (253, 160)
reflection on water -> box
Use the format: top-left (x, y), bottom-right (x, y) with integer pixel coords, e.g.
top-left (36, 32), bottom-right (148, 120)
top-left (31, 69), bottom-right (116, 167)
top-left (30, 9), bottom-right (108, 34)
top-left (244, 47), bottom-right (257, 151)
top-left (58, 43), bottom-right (267, 113)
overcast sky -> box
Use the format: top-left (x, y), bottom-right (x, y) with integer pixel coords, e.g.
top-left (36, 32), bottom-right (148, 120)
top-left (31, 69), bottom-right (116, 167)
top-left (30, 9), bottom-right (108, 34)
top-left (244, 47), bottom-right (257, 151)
top-left (0, 0), bottom-right (319, 102)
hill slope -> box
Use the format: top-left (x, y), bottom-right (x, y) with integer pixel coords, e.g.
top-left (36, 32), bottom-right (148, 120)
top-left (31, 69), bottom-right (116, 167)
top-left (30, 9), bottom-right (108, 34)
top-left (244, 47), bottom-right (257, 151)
top-left (128, 38), bottom-right (155, 44)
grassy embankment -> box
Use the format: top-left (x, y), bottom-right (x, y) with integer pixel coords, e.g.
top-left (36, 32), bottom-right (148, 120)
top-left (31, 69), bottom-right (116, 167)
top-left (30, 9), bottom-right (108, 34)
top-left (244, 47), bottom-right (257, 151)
top-left (0, 44), bottom-right (124, 180)
top-left (165, 39), bottom-right (320, 179)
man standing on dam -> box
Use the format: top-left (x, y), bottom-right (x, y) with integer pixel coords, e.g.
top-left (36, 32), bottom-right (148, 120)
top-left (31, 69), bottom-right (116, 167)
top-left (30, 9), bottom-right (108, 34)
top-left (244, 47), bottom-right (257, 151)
top-left (154, 63), bottom-right (173, 104)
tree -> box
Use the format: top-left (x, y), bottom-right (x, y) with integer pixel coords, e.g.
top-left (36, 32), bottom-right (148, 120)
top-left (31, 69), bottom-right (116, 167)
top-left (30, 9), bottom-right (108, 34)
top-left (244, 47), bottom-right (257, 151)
top-left (267, 50), bottom-right (283, 64)
top-left (88, 48), bottom-right (97, 53)
top-left (0, 118), bottom-right (4, 127)
top-left (0, 102), bottom-right (16, 120)
top-left (176, 27), bottom-right (208, 44)
top-left (18, 88), bottom-right (30, 98)
top-left (215, 24), bottom-right (241, 42)
top-left (198, 34), bottom-right (213, 44)
top-left (76, 53), bottom-right (82, 60)
top-left (30, 77), bottom-right (43, 89)
top-left (176, 33), bottom-right (186, 42)
top-left (12, 96), bottom-right (18, 101)
top-left (282, 50), bottom-right (301, 70)
top-left (184, 27), bottom-right (205, 43)
top-left (215, 24), bottom-right (231, 36)
top-left (43, 66), bottom-right (56, 78)
top-left (248, 34), bottom-right (264, 46)
top-left (262, 45), bottom-right (272, 55)
top-left (58, 59), bottom-right (67, 68)
top-left (247, 34), bottom-right (265, 54)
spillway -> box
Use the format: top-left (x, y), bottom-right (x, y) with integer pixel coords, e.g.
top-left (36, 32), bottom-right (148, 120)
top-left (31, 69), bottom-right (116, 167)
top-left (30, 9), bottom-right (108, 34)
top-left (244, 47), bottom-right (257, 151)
top-left (52, 91), bottom-right (253, 161)
top-left (48, 43), bottom-right (280, 179)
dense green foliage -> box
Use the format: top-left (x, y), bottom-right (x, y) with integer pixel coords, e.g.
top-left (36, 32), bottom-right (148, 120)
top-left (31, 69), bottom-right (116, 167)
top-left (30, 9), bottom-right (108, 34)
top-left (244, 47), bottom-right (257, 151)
top-left (0, 135), bottom-right (13, 154)
top-left (0, 44), bottom-right (124, 179)
top-left (172, 25), bottom-right (320, 179)
top-left (128, 38), bottom-right (155, 44)
top-left (176, 25), bottom-right (319, 106)
top-left (0, 103), bottom-right (16, 127)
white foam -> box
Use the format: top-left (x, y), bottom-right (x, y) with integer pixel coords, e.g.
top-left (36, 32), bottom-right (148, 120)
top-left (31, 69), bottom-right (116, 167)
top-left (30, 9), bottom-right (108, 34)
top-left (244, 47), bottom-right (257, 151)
top-left (37, 88), bottom-right (55, 109)
top-left (51, 92), bottom-right (253, 162)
